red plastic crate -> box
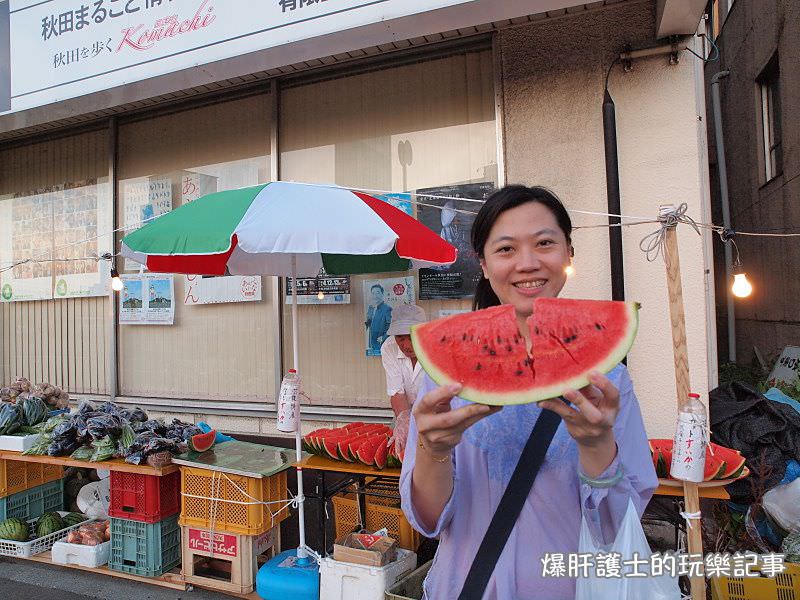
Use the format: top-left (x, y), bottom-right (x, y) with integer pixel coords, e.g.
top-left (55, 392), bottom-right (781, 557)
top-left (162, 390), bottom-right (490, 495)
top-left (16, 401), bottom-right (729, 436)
top-left (108, 470), bottom-right (180, 523)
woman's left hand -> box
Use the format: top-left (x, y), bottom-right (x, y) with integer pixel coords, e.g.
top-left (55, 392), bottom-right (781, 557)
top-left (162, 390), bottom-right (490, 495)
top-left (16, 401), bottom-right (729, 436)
top-left (539, 371), bottom-right (620, 475)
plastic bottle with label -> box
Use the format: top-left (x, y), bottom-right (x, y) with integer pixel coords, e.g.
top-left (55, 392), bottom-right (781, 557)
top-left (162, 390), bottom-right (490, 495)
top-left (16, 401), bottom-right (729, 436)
top-left (669, 392), bottom-right (708, 482)
top-left (277, 369), bottom-right (300, 433)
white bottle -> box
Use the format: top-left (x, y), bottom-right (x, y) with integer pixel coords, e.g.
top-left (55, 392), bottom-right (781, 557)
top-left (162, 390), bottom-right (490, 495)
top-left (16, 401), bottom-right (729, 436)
top-left (277, 369), bottom-right (300, 433)
top-left (669, 392), bottom-right (708, 482)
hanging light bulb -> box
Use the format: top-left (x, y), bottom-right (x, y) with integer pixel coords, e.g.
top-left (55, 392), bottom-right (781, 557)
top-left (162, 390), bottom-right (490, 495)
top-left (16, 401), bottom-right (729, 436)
top-left (564, 262), bottom-right (575, 277)
top-left (110, 267), bottom-right (124, 292)
top-left (317, 291), bottom-right (325, 300)
top-left (732, 272), bottom-right (752, 298)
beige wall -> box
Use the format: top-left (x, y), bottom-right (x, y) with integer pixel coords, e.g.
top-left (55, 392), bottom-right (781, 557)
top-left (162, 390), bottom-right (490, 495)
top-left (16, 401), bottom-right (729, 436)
top-left (499, 2), bottom-right (714, 437)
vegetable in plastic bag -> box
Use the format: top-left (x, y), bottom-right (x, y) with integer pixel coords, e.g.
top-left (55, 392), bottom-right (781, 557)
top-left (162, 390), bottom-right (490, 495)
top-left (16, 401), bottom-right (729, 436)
top-left (20, 397), bottom-right (49, 426)
top-left (86, 414), bottom-right (122, 441)
top-left (47, 437), bottom-right (82, 456)
top-left (22, 433), bottom-right (52, 455)
top-left (782, 531), bottom-right (800, 563)
top-left (0, 402), bottom-right (23, 435)
top-left (90, 435), bottom-right (116, 462)
top-left (70, 446), bottom-right (94, 461)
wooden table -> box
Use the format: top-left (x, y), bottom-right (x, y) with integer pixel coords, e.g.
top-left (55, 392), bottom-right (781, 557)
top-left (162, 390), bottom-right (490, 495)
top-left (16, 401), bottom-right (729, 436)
top-left (295, 455), bottom-right (401, 553)
top-left (0, 450), bottom-right (179, 476)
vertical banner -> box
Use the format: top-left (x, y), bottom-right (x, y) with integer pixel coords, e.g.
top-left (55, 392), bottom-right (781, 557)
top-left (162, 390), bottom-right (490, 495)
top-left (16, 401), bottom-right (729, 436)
top-left (363, 276), bottom-right (415, 357)
top-left (416, 182), bottom-right (494, 300)
top-left (0, 1), bottom-right (9, 113)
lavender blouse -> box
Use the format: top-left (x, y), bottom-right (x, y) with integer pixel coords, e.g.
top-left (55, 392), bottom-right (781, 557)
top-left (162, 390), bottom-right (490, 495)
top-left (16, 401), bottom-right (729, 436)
top-left (399, 364), bottom-right (658, 600)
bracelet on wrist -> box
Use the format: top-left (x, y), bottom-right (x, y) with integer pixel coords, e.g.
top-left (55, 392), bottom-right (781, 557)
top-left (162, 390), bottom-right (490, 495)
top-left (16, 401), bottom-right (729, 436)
top-left (578, 463), bottom-right (624, 488)
top-left (418, 439), bottom-right (451, 463)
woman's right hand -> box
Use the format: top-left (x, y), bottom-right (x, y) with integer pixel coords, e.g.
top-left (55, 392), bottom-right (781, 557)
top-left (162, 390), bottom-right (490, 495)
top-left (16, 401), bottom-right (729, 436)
top-left (413, 383), bottom-right (501, 457)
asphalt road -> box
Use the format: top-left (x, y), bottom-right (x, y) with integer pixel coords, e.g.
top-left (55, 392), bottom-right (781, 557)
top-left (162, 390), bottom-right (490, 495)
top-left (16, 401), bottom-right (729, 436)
top-left (0, 557), bottom-right (233, 599)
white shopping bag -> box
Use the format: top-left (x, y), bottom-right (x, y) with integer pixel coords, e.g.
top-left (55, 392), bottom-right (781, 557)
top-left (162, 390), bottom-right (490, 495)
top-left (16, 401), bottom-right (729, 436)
top-left (575, 498), bottom-right (681, 600)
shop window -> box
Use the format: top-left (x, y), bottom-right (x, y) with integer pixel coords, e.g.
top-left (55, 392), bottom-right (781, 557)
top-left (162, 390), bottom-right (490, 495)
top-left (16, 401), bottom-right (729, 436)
top-left (279, 50), bottom-right (498, 409)
top-left (0, 131), bottom-right (111, 394)
top-left (116, 94), bottom-right (274, 402)
top-left (758, 54), bottom-right (782, 183)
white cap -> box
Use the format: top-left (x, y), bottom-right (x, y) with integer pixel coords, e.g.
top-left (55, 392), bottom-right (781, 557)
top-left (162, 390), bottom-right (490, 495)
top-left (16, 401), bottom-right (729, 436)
top-left (387, 304), bottom-right (427, 336)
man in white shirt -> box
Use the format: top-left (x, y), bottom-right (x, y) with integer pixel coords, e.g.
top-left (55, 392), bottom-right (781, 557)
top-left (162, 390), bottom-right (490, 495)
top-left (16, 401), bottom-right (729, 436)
top-left (380, 304), bottom-right (426, 455)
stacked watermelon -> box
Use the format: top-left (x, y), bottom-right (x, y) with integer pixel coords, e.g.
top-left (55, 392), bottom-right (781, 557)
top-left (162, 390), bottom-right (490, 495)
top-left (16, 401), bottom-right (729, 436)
top-left (302, 422), bottom-right (403, 470)
top-left (649, 439), bottom-right (748, 481)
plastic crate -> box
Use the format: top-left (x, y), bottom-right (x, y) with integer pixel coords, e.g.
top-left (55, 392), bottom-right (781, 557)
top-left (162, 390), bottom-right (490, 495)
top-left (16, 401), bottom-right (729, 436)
top-left (331, 487), bottom-right (420, 552)
top-left (179, 467), bottom-right (288, 536)
top-left (0, 511), bottom-right (95, 558)
top-left (711, 561), bottom-right (800, 600)
top-left (385, 560), bottom-right (433, 600)
top-left (0, 460), bottom-right (63, 498)
top-left (181, 524), bottom-right (280, 594)
top-left (0, 479), bottom-right (63, 521)
top-left (109, 515), bottom-right (181, 577)
top-left (109, 470), bottom-right (180, 523)
top-left (320, 548), bottom-right (416, 600)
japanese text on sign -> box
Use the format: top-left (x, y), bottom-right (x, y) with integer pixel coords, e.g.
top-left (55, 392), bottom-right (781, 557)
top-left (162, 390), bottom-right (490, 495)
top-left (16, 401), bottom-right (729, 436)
top-left (277, 0), bottom-right (329, 13)
top-left (42, 0), bottom-right (170, 41)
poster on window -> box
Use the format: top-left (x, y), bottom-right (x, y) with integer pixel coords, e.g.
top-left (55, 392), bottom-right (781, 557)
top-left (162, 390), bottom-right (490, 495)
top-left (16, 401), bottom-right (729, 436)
top-left (285, 269), bottom-right (351, 305)
top-left (123, 176), bottom-right (172, 270)
top-left (54, 180), bottom-right (113, 299)
top-left (416, 182), bottom-right (494, 300)
top-left (363, 276), bottom-right (415, 357)
top-left (0, 180), bottom-right (112, 302)
top-left (374, 192), bottom-right (413, 216)
top-left (185, 274), bottom-right (262, 305)
top-left (119, 274), bottom-right (174, 325)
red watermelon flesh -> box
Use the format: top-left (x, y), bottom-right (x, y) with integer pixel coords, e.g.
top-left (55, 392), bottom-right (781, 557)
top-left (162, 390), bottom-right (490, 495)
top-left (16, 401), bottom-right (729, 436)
top-left (356, 435), bottom-right (385, 466)
top-left (411, 298), bottom-right (639, 405)
top-left (374, 440), bottom-right (389, 470)
top-left (649, 439), bottom-right (745, 481)
top-left (337, 437), bottom-right (356, 462)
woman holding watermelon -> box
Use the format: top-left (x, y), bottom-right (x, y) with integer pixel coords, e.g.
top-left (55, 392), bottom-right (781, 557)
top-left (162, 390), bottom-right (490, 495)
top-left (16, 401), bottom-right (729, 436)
top-left (400, 185), bottom-right (658, 599)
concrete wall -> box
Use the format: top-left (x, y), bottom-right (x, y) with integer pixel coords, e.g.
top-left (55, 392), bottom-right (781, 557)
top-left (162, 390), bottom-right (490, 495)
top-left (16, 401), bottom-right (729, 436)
top-left (499, 1), bottom-right (715, 437)
top-left (706, 0), bottom-right (800, 365)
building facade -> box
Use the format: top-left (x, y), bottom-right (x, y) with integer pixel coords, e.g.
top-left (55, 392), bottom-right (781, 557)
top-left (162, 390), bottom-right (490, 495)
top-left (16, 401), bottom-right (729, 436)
top-left (1, 0), bottom-right (712, 439)
top-left (706, 0), bottom-right (799, 366)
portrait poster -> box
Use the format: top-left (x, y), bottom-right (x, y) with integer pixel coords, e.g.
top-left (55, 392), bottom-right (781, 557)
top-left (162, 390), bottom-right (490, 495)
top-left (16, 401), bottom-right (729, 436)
top-left (362, 276), bottom-right (415, 357)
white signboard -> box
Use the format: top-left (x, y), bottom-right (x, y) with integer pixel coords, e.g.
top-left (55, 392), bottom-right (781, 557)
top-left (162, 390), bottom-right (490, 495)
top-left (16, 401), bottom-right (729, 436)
top-left (119, 273), bottom-right (174, 325)
top-left (767, 346), bottom-right (800, 387)
top-left (2, 0), bottom-right (498, 116)
top-left (184, 274), bottom-right (261, 305)
top-left (122, 176), bottom-right (172, 270)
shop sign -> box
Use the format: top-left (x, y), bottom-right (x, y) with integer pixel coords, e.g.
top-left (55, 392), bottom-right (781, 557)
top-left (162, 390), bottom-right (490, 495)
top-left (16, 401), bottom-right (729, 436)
top-left (188, 528), bottom-right (239, 557)
top-left (3, 0), bottom-right (493, 116)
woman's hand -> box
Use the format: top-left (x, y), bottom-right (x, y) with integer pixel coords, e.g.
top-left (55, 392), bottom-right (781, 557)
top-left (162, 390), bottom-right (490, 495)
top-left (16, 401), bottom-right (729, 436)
top-left (413, 383), bottom-right (500, 458)
top-left (539, 371), bottom-right (620, 476)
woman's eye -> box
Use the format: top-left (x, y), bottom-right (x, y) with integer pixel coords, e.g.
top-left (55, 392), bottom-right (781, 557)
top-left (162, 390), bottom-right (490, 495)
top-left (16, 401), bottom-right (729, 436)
top-left (538, 239), bottom-right (554, 247)
top-left (497, 246), bottom-right (513, 253)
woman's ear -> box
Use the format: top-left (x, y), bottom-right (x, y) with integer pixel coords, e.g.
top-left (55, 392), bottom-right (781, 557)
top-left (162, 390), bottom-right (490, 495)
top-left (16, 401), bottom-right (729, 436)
top-left (479, 256), bottom-right (489, 279)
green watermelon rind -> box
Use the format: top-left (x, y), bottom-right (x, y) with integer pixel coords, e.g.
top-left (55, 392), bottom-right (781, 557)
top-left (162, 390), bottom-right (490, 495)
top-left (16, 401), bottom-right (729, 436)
top-left (411, 301), bottom-right (640, 406)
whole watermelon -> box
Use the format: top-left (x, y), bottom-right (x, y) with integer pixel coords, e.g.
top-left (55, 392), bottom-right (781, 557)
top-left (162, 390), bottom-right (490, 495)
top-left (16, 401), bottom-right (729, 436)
top-left (21, 397), bottom-right (49, 427)
top-left (0, 402), bottom-right (22, 435)
top-left (35, 512), bottom-right (65, 538)
top-left (0, 518), bottom-right (30, 541)
top-left (62, 512), bottom-right (87, 528)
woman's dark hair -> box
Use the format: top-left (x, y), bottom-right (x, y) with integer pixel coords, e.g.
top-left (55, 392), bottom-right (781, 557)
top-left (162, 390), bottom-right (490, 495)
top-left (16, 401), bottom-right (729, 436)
top-left (471, 185), bottom-right (572, 311)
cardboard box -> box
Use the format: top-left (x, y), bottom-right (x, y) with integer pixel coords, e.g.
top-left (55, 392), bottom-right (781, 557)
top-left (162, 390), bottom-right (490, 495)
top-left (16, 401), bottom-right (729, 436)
top-left (333, 532), bottom-right (397, 567)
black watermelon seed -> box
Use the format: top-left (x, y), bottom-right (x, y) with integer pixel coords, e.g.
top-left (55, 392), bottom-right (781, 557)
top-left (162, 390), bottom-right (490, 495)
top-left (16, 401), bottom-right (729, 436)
top-left (475, 363), bottom-right (482, 371)
top-left (595, 323), bottom-right (603, 330)
top-left (489, 349), bottom-right (496, 356)
top-left (440, 336), bottom-right (446, 342)
top-left (515, 370), bottom-right (523, 376)
top-left (534, 326), bottom-right (540, 335)
top-left (506, 345), bottom-right (513, 352)
top-left (462, 333), bottom-right (467, 341)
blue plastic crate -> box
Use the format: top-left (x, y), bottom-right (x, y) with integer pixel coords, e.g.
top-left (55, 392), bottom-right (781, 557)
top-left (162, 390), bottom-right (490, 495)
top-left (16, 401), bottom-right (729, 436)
top-left (0, 479), bottom-right (64, 521)
top-left (109, 515), bottom-right (181, 577)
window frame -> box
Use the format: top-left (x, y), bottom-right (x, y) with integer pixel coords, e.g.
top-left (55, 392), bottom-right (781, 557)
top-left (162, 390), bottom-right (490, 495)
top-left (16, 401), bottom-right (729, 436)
top-left (757, 54), bottom-right (783, 184)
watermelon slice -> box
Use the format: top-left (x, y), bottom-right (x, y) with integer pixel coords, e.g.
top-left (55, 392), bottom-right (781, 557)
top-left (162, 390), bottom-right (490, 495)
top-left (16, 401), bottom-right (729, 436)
top-left (355, 435), bottom-right (386, 466)
top-left (411, 298), bottom-right (639, 405)
top-left (374, 440), bottom-right (389, 470)
top-left (189, 430), bottom-right (216, 453)
top-left (649, 439), bottom-right (747, 481)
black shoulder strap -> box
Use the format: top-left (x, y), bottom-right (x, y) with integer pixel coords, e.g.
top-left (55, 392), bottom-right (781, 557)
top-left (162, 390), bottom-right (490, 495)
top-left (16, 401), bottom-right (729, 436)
top-left (457, 405), bottom-right (563, 600)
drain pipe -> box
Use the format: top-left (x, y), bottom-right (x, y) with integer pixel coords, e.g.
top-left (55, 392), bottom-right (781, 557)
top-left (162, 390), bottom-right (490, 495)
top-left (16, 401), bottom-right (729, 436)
top-left (710, 70), bottom-right (735, 362)
top-left (603, 89), bottom-right (625, 302)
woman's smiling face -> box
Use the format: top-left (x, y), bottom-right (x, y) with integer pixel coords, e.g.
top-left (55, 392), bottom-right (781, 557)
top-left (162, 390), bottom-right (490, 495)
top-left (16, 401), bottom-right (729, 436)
top-left (479, 201), bottom-right (572, 318)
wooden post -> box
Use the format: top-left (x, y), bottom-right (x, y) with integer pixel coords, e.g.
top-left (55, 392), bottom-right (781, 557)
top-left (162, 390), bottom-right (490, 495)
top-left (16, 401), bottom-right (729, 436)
top-left (662, 213), bottom-right (705, 600)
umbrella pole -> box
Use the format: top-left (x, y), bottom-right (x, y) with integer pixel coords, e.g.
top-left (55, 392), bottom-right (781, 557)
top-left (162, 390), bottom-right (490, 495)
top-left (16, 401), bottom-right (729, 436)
top-left (291, 255), bottom-right (310, 563)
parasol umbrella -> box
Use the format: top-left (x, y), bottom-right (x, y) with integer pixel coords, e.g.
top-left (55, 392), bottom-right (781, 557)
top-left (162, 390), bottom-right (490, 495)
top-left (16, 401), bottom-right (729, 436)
top-left (120, 180), bottom-right (457, 562)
